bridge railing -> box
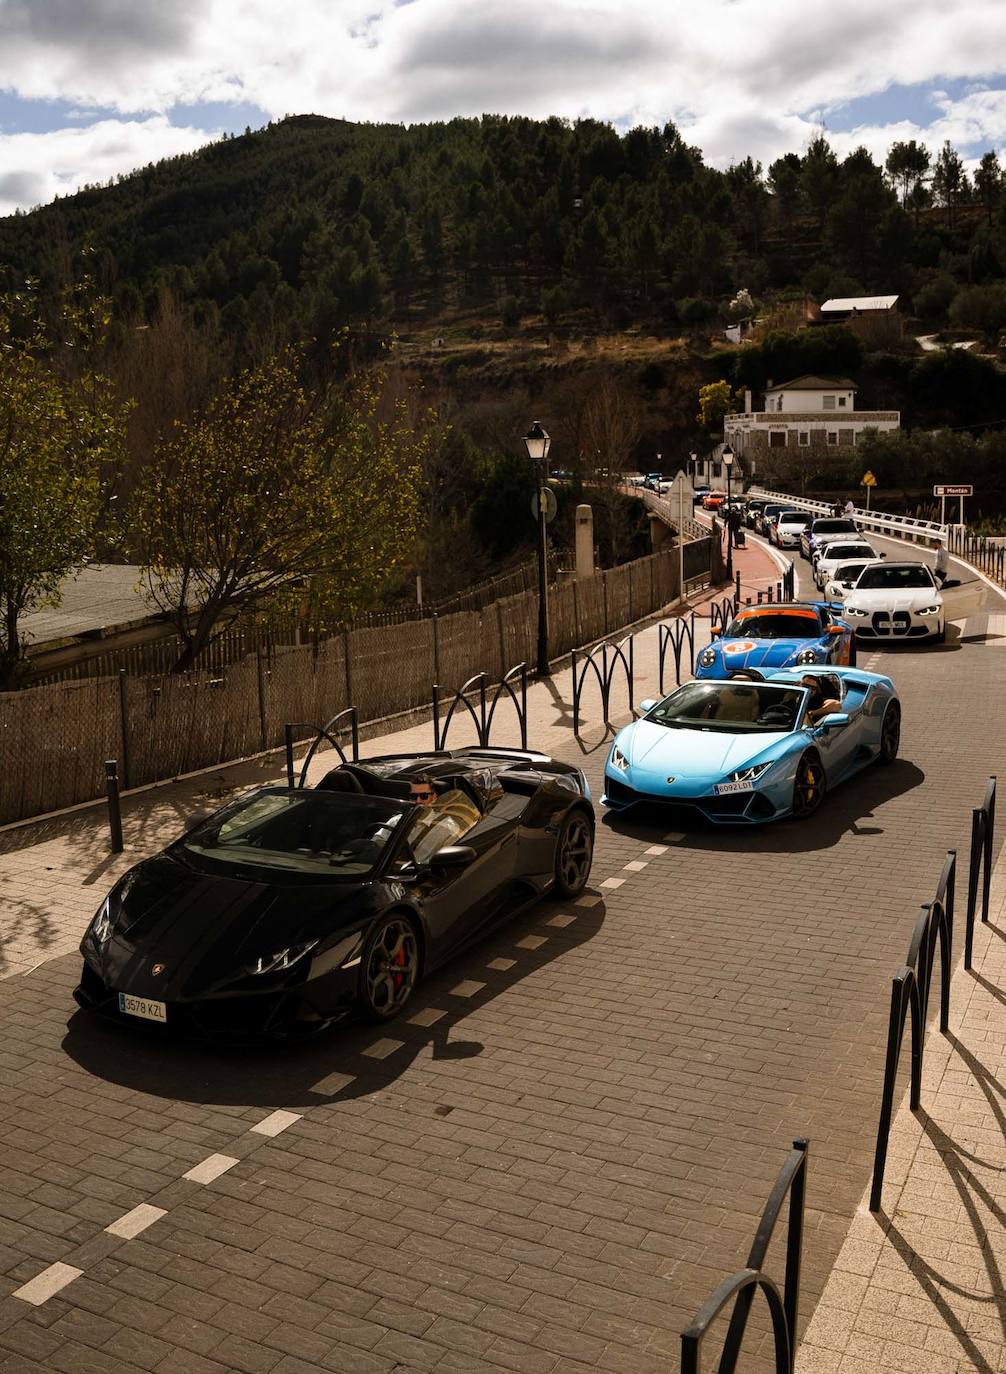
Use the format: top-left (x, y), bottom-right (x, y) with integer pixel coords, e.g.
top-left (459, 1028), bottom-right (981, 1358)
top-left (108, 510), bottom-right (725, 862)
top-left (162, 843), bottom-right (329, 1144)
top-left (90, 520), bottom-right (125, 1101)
top-left (749, 487), bottom-right (947, 546)
top-left (948, 528), bottom-right (1006, 585)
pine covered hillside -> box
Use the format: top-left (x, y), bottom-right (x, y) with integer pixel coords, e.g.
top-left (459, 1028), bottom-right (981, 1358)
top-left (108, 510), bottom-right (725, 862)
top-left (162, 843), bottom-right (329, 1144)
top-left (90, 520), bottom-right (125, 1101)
top-left (3, 112), bottom-right (1006, 353)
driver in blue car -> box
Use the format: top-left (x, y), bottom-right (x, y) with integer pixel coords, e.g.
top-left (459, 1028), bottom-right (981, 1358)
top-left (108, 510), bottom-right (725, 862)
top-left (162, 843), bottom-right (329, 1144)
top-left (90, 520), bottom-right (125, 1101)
top-left (801, 674), bottom-right (841, 725)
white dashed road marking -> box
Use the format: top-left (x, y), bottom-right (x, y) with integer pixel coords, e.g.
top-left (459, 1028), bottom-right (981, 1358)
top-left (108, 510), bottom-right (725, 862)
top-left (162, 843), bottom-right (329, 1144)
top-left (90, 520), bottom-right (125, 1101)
top-left (575, 893), bottom-right (602, 907)
top-left (183, 1154), bottom-right (240, 1184)
top-left (450, 980), bottom-right (486, 998)
top-left (600, 877), bottom-right (625, 890)
top-left (362, 1037), bottom-right (404, 1059)
top-left (13, 1263), bottom-right (82, 1306)
top-left (623, 860), bottom-right (648, 872)
top-left (487, 957), bottom-right (516, 970)
top-left (408, 1006), bottom-right (447, 1026)
top-left (515, 935), bottom-right (546, 950)
top-left (546, 914), bottom-right (575, 928)
top-left (645, 845), bottom-right (669, 855)
top-left (250, 1110), bottom-right (302, 1138)
top-left (105, 1204), bottom-right (167, 1240)
top-left (310, 1070), bottom-right (356, 1095)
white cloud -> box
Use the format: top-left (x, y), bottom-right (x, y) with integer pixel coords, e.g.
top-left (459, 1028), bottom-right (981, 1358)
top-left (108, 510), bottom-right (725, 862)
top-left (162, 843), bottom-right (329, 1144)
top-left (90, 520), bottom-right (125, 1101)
top-left (0, 0), bottom-right (1004, 214)
top-left (0, 118), bottom-right (213, 217)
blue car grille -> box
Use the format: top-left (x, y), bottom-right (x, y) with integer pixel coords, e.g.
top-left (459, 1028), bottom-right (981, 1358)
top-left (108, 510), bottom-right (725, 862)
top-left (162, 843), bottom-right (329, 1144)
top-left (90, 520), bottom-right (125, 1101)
top-left (606, 778), bottom-right (777, 820)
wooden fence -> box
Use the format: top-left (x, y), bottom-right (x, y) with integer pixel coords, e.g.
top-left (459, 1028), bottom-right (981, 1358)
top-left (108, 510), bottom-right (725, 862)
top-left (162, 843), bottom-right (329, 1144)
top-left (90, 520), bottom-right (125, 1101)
top-left (0, 538), bottom-right (714, 827)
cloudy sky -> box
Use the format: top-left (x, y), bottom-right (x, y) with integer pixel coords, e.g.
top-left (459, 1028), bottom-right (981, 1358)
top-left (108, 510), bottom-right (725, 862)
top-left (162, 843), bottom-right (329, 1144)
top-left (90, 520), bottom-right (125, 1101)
top-left (1, 0), bottom-right (1005, 217)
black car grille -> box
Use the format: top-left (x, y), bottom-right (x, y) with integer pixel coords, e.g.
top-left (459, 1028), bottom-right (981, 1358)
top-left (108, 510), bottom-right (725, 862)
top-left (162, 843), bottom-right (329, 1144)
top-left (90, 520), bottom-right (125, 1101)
top-left (606, 779), bottom-right (777, 821)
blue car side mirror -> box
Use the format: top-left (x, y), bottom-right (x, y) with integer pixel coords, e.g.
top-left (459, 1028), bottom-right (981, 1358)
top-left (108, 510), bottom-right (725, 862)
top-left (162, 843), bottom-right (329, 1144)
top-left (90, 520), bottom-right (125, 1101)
top-left (817, 712), bottom-right (850, 730)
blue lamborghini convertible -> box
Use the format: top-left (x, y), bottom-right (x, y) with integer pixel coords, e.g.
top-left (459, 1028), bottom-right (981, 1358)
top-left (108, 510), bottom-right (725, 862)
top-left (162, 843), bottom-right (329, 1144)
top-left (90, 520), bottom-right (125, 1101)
top-left (602, 667), bottom-right (901, 824)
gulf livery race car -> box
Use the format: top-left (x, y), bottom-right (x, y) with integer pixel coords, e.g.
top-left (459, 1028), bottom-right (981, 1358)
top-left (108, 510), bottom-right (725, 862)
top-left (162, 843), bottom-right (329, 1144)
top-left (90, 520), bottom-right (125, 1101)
top-left (696, 602), bottom-right (857, 677)
top-left (602, 667), bottom-right (901, 823)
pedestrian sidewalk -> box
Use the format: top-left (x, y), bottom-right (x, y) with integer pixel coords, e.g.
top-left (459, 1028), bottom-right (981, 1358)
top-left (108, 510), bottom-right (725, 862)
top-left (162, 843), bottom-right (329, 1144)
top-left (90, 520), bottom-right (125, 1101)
top-left (797, 856), bottom-right (1006, 1374)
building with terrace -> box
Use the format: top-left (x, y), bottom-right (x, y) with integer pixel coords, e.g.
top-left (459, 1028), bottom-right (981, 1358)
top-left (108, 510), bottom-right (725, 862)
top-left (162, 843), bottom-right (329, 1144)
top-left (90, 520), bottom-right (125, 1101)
top-left (723, 375), bottom-right (900, 476)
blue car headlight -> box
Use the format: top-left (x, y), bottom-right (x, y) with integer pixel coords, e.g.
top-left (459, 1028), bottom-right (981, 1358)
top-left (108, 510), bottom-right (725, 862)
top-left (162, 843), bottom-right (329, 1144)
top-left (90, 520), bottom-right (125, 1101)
top-left (729, 762), bottom-right (773, 784)
top-left (697, 647), bottom-right (717, 669)
top-left (796, 647), bottom-right (819, 665)
top-left (609, 745), bottom-right (630, 773)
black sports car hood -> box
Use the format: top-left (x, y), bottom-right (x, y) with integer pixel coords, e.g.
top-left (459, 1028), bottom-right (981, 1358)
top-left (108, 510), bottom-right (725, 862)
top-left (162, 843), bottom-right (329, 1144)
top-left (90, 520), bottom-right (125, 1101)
top-left (92, 853), bottom-right (376, 1000)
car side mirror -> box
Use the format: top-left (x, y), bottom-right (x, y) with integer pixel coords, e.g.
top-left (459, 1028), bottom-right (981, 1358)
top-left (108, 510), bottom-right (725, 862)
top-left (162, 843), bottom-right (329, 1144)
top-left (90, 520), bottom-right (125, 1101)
top-left (710, 626), bottom-right (721, 638)
top-left (638, 698), bottom-right (657, 713)
top-left (186, 810), bottom-right (216, 829)
top-left (880, 552), bottom-right (886, 559)
top-left (826, 624), bottom-right (844, 635)
top-left (818, 712), bottom-right (850, 730)
top-left (430, 845), bottom-right (477, 871)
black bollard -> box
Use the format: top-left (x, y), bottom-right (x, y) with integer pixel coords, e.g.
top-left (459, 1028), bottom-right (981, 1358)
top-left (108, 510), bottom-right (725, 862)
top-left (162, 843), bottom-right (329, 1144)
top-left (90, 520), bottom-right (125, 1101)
top-left (105, 760), bottom-right (123, 854)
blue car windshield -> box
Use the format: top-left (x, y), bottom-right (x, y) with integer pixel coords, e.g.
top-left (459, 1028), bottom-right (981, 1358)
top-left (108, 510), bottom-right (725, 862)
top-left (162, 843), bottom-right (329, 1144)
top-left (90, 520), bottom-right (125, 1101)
top-left (647, 682), bottom-right (806, 733)
top-left (723, 612), bottom-right (821, 639)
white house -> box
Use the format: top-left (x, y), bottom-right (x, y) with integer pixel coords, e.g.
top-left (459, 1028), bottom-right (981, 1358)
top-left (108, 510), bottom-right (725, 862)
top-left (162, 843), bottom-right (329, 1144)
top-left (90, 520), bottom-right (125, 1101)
top-left (723, 374), bottom-right (900, 472)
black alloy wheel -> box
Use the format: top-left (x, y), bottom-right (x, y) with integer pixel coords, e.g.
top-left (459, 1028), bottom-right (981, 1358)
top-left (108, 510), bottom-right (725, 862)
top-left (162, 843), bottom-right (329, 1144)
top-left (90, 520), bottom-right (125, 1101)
top-left (554, 810), bottom-right (594, 898)
top-left (792, 752), bottom-right (826, 819)
top-left (361, 914), bottom-right (419, 1021)
top-left (879, 701), bottom-right (901, 765)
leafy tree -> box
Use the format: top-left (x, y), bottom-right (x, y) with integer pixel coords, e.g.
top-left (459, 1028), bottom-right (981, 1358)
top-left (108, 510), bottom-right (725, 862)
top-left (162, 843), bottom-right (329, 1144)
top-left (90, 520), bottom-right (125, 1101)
top-left (133, 352), bottom-right (427, 669)
top-left (913, 272), bottom-right (957, 322)
top-left (768, 153), bottom-right (803, 243)
top-left (885, 140), bottom-right (930, 206)
top-left (0, 274), bottom-right (130, 686)
top-left (932, 140), bottom-right (967, 229)
top-left (697, 379), bottom-right (740, 429)
top-left (800, 135), bottom-right (840, 228)
top-left (975, 151), bottom-right (1003, 226)
top-left (948, 284), bottom-right (1006, 339)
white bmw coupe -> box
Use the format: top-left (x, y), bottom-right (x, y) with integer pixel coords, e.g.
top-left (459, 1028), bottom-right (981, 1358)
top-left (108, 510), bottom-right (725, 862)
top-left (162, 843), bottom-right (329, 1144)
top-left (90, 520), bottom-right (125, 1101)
top-left (843, 562), bottom-right (945, 643)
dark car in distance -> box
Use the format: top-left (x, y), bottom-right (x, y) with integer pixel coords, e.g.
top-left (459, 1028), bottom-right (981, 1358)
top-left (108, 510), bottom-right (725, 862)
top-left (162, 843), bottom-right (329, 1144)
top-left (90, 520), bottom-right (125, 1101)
top-left (75, 749), bottom-right (595, 1040)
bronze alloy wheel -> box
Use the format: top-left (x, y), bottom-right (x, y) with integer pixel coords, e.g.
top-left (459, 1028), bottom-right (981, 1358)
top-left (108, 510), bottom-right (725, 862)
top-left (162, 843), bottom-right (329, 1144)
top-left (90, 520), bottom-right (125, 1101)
top-left (554, 811), bottom-right (594, 898)
top-left (362, 915), bottom-right (419, 1020)
top-left (879, 701), bottom-right (901, 764)
top-left (792, 752), bottom-right (826, 818)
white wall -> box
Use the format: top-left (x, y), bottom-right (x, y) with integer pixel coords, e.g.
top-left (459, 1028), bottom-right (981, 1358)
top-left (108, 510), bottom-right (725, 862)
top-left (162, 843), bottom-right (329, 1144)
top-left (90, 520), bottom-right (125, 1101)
top-left (764, 388), bottom-right (856, 413)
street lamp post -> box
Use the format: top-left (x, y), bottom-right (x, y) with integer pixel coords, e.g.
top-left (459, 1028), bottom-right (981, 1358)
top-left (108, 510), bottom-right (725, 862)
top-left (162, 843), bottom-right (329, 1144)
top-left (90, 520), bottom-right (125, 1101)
top-left (524, 421), bottom-right (552, 675)
top-left (721, 444), bottom-right (735, 581)
top-left (688, 450), bottom-right (697, 486)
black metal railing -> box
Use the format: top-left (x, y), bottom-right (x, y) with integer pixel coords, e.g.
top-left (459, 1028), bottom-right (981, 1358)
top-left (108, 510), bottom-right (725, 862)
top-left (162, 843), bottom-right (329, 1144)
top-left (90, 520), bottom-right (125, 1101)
top-left (965, 776), bottom-right (997, 969)
top-left (570, 637), bottom-right (634, 735)
top-left (432, 663), bottom-right (528, 751)
top-left (948, 528), bottom-right (1006, 586)
top-left (709, 595), bottom-right (738, 634)
top-left (870, 849), bottom-right (956, 1212)
top-left (681, 1139), bottom-right (809, 1374)
top-left (284, 708), bottom-right (361, 788)
top-left (659, 614), bottom-right (696, 692)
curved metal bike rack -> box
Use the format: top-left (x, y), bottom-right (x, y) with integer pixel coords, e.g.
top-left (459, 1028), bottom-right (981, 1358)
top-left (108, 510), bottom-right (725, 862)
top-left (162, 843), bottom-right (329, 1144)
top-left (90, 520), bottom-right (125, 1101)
top-left (681, 1138), bottom-right (808, 1374)
top-left (870, 849), bottom-right (956, 1212)
top-left (284, 707), bottom-right (360, 788)
top-left (658, 614), bottom-right (695, 692)
top-left (432, 663), bottom-right (528, 751)
top-left (570, 636), bottom-right (634, 736)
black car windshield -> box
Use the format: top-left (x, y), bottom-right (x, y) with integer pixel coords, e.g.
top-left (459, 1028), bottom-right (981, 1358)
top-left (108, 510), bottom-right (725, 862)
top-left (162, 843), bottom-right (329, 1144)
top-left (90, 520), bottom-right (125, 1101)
top-left (179, 790), bottom-right (407, 876)
top-left (856, 565), bottom-right (933, 589)
top-left (723, 611), bottom-right (821, 639)
top-left (779, 513), bottom-right (810, 526)
top-left (834, 562), bottom-right (873, 582)
top-left (812, 519), bottom-right (857, 534)
top-left (647, 682), bottom-right (806, 732)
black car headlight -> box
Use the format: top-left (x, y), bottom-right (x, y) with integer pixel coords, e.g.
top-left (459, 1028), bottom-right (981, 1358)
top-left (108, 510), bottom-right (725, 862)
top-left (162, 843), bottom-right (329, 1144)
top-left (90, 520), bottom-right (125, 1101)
top-left (244, 940), bottom-right (319, 977)
top-left (698, 647), bottom-right (717, 668)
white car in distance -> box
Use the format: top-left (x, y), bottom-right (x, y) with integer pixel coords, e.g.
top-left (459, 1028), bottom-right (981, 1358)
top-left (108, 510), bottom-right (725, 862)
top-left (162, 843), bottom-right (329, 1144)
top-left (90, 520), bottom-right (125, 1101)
top-left (843, 562), bottom-right (946, 643)
top-left (822, 558), bottom-right (886, 602)
top-left (773, 511), bottom-right (812, 549)
top-left (814, 540), bottom-right (882, 590)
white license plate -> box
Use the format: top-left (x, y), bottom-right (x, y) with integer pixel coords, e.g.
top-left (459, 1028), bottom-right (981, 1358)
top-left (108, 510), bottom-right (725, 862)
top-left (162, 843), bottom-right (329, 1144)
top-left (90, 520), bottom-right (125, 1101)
top-left (118, 992), bottom-right (167, 1023)
top-left (714, 780), bottom-right (754, 795)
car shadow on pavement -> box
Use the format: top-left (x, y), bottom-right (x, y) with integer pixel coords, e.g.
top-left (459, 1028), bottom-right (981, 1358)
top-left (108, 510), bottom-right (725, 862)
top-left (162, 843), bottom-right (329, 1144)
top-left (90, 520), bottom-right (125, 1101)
top-left (60, 896), bottom-right (606, 1110)
top-left (602, 759), bottom-right (926, 855)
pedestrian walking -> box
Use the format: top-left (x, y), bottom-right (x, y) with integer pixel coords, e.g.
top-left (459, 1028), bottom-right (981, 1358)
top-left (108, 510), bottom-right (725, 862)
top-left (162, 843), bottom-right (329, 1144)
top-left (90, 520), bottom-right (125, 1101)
top-left (934, 539), bottom-right (949, 586)
top-left (844, 497), bottom-right (855, 516)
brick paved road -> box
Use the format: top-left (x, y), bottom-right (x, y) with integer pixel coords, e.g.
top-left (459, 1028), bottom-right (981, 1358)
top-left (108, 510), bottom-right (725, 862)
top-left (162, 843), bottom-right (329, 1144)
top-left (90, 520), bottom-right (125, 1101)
top-left (0, 540), bottom-right (1003, 1374)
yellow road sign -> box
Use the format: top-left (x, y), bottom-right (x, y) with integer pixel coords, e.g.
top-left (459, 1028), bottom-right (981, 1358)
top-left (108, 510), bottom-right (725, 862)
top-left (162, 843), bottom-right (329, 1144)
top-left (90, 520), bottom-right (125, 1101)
top-left (861, 470), bottom-right (877, 487)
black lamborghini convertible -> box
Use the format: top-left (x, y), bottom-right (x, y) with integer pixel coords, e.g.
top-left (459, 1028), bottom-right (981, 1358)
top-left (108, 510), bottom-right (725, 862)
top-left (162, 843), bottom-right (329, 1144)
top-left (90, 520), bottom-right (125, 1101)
top-left (75, 746), bottom-right (594, 1039)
